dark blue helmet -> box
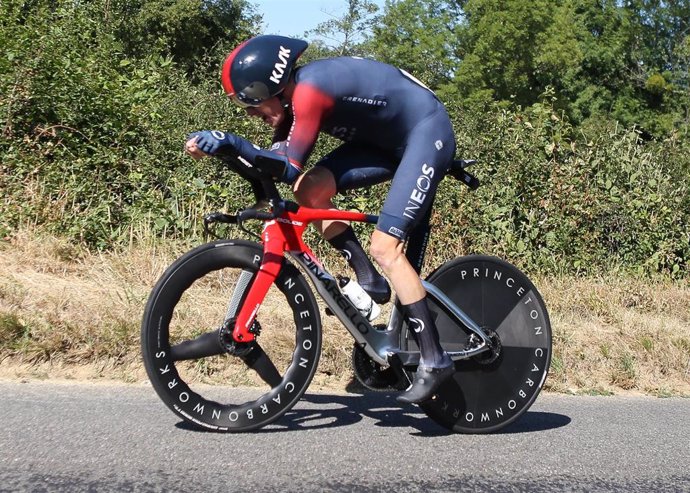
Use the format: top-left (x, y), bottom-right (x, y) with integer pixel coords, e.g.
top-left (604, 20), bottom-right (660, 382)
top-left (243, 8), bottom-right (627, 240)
top-left (221, 35), bottom-right (309, 107)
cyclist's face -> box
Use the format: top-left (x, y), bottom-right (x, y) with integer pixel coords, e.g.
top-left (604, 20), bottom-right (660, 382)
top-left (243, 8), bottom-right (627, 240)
top-left (245, 97), bottom-right (285, 128)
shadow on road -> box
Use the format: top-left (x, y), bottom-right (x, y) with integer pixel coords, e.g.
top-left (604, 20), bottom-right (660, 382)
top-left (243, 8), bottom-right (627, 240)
top-left (281, 391), bottom-right (448, 435)
top-left (174, 389), bottom-right (570, 436)
top-left (290, 391), bottom-right (571, 436)
top-left (498, 409), bottom-right (571, 434)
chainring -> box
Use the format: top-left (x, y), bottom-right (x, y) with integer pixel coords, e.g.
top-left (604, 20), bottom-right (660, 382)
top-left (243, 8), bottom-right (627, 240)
top-left (351, 344), bottom-right (408, 391)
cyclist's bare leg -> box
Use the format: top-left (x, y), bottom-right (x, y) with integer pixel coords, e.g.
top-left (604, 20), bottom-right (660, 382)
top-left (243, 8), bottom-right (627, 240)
top-left (369, 230), bottom-right (423, 303)
top-left (293, 167), bottom-right (346, 238)
top-left (293, 168), bottom-right (390, 302)
top-left (370, 229), bottom-right (453, 403)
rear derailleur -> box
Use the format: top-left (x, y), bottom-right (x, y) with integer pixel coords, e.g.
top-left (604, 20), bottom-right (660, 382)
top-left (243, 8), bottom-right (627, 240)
top-left (467, 327), bottom-right (502, 365)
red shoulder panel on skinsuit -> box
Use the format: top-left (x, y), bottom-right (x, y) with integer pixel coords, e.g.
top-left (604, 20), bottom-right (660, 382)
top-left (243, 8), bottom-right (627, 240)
top-left (277, 84), bottom-right (335, 169)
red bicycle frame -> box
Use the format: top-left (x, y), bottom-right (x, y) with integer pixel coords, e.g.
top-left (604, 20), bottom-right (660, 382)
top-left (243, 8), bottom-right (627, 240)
top-left (231, 205), bottom-right (376, 342)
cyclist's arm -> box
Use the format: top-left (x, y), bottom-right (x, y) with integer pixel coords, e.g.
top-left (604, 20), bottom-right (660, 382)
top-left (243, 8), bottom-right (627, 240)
top-left (270, 84), bottom-right (334, 178)
top-left (186, 130), bottom-right (301, 183)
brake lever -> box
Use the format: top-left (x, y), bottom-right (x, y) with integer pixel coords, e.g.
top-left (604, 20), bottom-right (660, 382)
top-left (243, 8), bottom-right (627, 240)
top-left (203, 212), bottom-right (237, 239)
top-left (202, 199), bottom-right (286, 240)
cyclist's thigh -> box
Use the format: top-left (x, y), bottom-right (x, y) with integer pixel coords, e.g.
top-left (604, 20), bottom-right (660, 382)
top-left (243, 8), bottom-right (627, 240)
top-left (316, 143), bottom-right (398, 192)
top-left (377, 109), bottom-right (456, 240)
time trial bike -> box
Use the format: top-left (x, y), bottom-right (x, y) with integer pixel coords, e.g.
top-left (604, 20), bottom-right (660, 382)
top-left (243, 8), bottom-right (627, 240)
top-left (141, 152), bottom-right (552, 433)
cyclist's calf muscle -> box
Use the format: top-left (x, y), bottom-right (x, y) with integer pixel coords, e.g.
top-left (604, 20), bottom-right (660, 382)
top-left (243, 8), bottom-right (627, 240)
top-left (370, 230), bottom-right (426, 304)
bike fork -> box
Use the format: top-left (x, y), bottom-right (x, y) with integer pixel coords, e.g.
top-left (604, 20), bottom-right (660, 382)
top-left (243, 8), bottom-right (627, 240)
top-left (225, 270), bottom-right (255, 321)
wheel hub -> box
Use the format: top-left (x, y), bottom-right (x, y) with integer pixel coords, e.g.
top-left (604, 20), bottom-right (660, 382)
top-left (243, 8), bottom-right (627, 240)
top-left (219, 318), bottom-right (257, 357)
top-left (472, 327), bottom-right (502, 365)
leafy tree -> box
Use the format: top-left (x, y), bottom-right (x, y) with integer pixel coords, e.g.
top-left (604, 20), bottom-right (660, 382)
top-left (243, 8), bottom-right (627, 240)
top-left (303, 0), bottom-right (380, 57)
top-left (533, 0), bottom-right (583, 100)
top-left (111, 0), bottom-right (259, 74)
top-left (622, 0), bottom-right (690, 75)
top-left (368, 0), bottom-right (462, 90)
top-left (673, 34), bottom-right (690, 127)
top-left (451, 0), bottom-right (555, 106)
top-left (444, 0), bottom-right (689, 137)
top-left (620, 0), bottom-right (690, 133)
top-left (562, 0), bottom-right (633, 124)
top-left (565, 0), bottom-right (690, 136)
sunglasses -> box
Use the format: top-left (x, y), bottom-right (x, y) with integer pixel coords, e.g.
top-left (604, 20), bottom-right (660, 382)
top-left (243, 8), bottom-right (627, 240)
top-left (230, 93), bottom-right (263, 108)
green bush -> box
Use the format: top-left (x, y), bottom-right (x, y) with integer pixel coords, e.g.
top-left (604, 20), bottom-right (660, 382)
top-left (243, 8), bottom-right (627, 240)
top-left (1, 0), bottom-right (688, 278)
top-left (0, 0), bottom-right (258, 246)
top-left (438, 99), bottom-right (689, 277)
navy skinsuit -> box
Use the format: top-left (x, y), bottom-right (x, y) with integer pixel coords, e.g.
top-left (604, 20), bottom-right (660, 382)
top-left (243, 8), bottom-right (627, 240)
top-left (274, 57), bottom-right (457, 240)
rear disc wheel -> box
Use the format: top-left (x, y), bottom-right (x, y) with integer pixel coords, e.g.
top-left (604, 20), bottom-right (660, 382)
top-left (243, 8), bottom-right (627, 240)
top-left (402, 255), bottom-right (552, 433)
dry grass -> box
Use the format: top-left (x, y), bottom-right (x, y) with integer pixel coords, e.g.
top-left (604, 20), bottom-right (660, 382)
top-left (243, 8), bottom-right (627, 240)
top-left (0, 231), bottom-right (352, 389)
top-left (1, 232), bottom-right (689, 396)
top-left (540, 276), bottom-right (690, 396)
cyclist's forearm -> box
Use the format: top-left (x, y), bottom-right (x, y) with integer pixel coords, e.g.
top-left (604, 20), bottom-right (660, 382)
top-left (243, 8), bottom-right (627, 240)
top-left (186, 130), bottom-right (301, 184)
top-left (229, 135), bottom-right (302, 184)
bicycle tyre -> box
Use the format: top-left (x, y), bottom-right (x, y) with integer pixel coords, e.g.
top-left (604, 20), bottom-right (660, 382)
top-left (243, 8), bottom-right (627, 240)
top-left (141, 239), bottom-right (322, 432)
top-left (402, 255), bottom-right (552, 433)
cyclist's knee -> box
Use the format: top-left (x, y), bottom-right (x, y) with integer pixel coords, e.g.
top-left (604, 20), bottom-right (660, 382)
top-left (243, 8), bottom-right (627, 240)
top-left (293, 167), bottom-right (337, 207)
top-left (369, 230), bottom-right (404, 271)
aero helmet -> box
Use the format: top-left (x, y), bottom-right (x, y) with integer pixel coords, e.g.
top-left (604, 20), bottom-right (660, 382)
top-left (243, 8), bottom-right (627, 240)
top-left (221, 35), bottom-right (309, 107)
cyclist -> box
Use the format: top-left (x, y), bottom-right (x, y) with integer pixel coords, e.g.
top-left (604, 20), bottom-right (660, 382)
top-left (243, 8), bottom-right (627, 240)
top-left (185, 35), bottom-right (455, 403)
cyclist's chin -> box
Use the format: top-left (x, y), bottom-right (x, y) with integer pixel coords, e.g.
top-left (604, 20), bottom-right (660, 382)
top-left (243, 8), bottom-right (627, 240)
top-left (264, 114), bottom-right (283, 128)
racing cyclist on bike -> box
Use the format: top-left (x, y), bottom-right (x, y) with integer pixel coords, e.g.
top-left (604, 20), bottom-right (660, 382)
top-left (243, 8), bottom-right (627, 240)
top-left (185, 35), bottom-right (455, 403)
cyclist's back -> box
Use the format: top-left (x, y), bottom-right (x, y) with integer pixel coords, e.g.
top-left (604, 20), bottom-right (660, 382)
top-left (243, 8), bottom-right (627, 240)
top-left (279, 56), bottom-right (446, 157)
top-left (272, 55), bottom-right (455, 242)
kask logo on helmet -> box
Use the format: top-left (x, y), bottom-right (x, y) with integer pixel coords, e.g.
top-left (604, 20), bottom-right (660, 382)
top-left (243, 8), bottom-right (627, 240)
top-left (269, 46), bottom-right (292, 85)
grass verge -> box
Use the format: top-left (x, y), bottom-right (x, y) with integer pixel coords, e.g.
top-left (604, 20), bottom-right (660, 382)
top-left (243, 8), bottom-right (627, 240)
top-left (1, 232), bottom-right (688, 396)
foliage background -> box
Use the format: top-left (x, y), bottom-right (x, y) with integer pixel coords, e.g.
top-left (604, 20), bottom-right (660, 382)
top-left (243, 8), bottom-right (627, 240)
top-left (1, 0), bottom-right (688, 279)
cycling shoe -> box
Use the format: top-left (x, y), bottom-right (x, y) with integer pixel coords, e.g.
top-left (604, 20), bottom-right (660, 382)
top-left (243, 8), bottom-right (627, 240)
top-left (396, 361), bottom-right (455, 404)
top-left (361, 275), bottom-right (391, 304)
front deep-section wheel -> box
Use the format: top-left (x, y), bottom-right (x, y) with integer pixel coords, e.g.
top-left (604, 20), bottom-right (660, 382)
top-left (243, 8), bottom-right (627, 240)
top-left (141, 239), bottom-right (322, 432)
top-left (402, 255), bottom-right (552, 433)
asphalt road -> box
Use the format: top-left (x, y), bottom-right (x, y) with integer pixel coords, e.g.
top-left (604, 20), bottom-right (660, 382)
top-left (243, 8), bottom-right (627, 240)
top-left (0, 380), bottom-right (688, 492)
